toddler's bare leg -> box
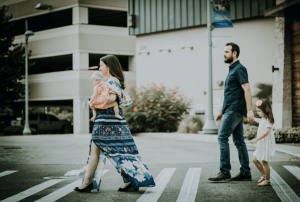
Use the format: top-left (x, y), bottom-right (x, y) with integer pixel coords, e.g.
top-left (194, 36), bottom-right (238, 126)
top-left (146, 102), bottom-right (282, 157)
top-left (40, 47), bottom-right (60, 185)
top-left (91, 107), bottom-right (97, 122)
top-left (107, 94), bottom-right (117, 104)
top-left (252, 156), bottom-right (265, 176)
top-left (262, 161), bottom-right (270, 181)
top-left (107, 102), bottom-right (122, 119)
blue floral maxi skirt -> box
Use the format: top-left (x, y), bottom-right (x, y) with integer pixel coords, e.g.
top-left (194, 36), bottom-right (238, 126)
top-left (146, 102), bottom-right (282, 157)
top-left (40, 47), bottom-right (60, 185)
top-left (82, 108), bottom-right (155, 191)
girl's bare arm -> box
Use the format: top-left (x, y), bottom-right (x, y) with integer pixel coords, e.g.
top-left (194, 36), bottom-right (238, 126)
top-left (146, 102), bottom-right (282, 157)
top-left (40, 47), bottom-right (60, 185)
top-left (256, 127), bottom-right (271, 141)
top-left (254, 118), bottom-right (261, 123)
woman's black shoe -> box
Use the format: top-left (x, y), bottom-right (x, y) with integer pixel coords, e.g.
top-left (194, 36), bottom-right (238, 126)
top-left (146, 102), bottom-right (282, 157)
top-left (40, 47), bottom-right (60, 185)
top-left (118, 183), bottom-right (139, 192)
top-left (74, 182), bottom-right (93, 193)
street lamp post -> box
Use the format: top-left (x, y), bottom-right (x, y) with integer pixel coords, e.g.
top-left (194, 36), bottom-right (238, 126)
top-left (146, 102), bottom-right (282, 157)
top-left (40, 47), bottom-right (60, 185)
top-left (202, 0), bottom-right (218, 134)
top-left (22, 23), bottom-right (34, 135)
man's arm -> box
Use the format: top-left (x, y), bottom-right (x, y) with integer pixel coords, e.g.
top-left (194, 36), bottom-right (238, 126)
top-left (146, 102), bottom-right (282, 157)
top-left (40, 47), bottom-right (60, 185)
top-left (241, 83), bottom-right (254, 122)
top-left (215, 107), bottom-right (223, 122)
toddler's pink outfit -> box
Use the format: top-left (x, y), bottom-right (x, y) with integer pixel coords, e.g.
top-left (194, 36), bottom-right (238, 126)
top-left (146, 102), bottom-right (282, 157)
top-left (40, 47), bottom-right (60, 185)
top-left (90, 82), bottom-right (110, 109)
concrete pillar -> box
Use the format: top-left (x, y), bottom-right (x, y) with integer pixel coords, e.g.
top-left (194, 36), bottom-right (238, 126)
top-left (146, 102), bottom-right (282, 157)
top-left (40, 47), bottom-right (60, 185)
top-left (72, 7), bottom-right (88, 24)
top-left (129, 56), bottom-right (136, 72)
top-left (73, 98), bottom-right (89, 134)
top-left (272, 0), bottom-right (292, 129)
top-left (73, 52), bottom-right (89, 70)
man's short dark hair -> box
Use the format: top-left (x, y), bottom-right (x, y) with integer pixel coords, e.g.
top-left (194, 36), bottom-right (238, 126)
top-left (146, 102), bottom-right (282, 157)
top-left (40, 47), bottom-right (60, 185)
top-left (226, 42), bottom-right (240, 58)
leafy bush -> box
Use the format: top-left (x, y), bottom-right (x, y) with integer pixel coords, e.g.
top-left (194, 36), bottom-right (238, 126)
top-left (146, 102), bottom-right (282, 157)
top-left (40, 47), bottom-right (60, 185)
top-left (244, 125), bottom-right (300, 143)
top-left (243, 124), bottom-right (258, 140)
top-left (2, 125), bottom-right (37, 135)
top-left (122, 83), bottom-right (191, 133)
top-left (178, 115), bottom-right (204, 133)
top-left (274, 127), bottom-right (300, 143)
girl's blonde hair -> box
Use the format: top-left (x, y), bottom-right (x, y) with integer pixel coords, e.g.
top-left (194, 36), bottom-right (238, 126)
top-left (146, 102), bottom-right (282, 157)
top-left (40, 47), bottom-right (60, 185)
top-left (89, 71), bottom-right (105, 81)
top-left (256, 99), bottom-right (275, 124)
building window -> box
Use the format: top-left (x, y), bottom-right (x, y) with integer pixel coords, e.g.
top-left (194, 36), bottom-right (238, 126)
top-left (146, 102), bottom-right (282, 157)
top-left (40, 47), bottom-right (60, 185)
top-left (10, 9), bottom-right (72, 36)
top-left (29, 54), bottom-right (72, 75)
top-left (88, 8), bottom-right (127, 27)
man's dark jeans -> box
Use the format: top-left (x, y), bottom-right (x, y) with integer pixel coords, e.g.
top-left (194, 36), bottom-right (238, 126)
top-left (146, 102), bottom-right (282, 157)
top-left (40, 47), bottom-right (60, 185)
top-left (218, 111), bottom-right (251, 175)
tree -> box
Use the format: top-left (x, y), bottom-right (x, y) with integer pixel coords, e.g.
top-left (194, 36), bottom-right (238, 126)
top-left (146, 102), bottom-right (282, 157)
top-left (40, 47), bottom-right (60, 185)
top-left (253, 83), bottom-right (273, 103)
top-left (0, 5), bottom-right (33, 108)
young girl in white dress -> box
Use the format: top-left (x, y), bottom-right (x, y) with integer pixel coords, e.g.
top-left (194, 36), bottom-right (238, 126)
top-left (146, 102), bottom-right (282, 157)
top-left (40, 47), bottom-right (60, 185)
top-left (250, 99), bottom-right (276, 186)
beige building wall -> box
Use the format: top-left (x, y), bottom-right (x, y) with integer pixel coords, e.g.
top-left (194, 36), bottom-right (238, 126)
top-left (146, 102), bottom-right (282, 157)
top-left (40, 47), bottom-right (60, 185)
top-left (7, 0), bottom-right (136, 134)
top-left (2, 0), bottom-right (127, 20)
top-left (135, 18), bottom-right (275, 120)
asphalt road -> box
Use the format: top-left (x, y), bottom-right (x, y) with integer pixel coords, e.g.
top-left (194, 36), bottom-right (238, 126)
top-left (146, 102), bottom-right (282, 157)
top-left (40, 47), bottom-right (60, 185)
top-left (0, 135), bottom-right (300, 202)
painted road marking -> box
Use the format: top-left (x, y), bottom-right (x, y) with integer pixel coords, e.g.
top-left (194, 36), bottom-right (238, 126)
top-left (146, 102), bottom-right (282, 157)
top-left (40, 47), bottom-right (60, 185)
top-left (0, 171), bottom-right (18, 178)
top-left (176, 168), bottom-right (202, 202)
top-left (64, 166), bottom-right (87, 176)
top-left (270, 166), bottom-right (300, 202)
top-left (136, 168), bottom-right (176, 202)
top-left (35, 170), bottom-right (109, 202)
top-left (0, 180), bottom-right (63, 202)
top-left (283, 165), bottom-right (300, 181)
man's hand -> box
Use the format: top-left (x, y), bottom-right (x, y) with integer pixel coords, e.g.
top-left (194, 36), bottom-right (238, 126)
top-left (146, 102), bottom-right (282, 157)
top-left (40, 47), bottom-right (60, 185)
top-left (250, 138), bottom-right (258, 144)
top-left (247, 110), bottom-right (254, 122)
top-left (215, 112), bottom-right (223, 122)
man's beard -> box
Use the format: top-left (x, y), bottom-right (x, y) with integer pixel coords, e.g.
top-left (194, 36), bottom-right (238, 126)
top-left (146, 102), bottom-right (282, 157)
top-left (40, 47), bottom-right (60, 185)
top-left (224, 57), bottom-right (233, 64)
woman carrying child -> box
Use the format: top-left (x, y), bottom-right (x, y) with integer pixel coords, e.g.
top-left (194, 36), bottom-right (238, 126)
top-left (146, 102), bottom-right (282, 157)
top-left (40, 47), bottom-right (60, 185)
top-left (74, 55), bottom-right (155, 193)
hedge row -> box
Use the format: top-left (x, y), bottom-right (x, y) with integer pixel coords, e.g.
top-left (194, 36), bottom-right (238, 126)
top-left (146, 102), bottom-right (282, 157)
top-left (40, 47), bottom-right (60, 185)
top-left (243, 125), bottom-right (300, 143)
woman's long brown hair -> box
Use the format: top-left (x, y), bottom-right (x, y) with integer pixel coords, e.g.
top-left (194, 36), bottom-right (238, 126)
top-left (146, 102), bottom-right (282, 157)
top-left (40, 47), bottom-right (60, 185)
top-left (100, 55), bottom-right (125, 89)
top-left (257, 99), bottom-right (275, 124)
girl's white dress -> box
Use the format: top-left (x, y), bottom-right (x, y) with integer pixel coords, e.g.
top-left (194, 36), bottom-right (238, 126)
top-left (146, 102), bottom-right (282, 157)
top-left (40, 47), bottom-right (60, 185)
top-left (253, 118), bottom-right (276, 162)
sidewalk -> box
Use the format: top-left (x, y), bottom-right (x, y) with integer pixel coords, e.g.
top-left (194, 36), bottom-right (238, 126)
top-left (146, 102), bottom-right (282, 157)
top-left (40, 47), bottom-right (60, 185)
top-left (133, 132), bottom-right (300, 158)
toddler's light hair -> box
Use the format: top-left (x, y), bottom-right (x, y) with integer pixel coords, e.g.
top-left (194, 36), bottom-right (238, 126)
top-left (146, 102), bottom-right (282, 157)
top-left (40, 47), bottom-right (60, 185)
top-left (89, 71), bottom-right (105, 81)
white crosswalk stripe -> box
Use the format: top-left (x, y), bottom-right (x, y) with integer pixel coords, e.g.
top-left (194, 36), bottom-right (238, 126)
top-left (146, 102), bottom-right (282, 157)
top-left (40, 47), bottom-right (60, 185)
top-left (35, 169), bottom-right (109, 202)
top-left (64, 166), bottom-right (87, 176)
top-left (283, 165), bottom-right (300, 181)
top-left (0, 171), bottom-right (18, 178)
top-left (0, 180), bottom-right (63, 202)
top-left (176, 168), bottom-right (202, 202)
top-left (2, 166), bottom-right (300, 202)
top-left (270, 166), bottom-right (300, 202)
top-left (136, 168), bottom-right (176, 202)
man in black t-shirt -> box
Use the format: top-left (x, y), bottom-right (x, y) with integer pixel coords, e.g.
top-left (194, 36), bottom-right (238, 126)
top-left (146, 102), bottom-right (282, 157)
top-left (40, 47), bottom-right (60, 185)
top-left (208, 43), bottom-right (254, 181)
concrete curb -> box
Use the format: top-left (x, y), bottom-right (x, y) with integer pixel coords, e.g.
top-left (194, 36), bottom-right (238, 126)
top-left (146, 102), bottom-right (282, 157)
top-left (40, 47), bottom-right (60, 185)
top-left (133, 132), bottom-right (300, 158)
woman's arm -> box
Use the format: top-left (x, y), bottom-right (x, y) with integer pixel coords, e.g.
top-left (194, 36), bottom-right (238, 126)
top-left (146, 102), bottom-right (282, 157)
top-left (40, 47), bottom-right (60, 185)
top-left (254, 118), bottom-right (261, 123)
top-left (108, 77), bottom-right (121, 86)
top-left (250, 127), bottom-right (271, 144)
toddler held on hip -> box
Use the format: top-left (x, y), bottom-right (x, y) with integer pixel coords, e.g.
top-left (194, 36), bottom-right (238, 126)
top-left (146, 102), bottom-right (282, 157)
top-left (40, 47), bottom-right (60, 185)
top-left (250, 99), bottom-right (276, 187)
top-left (87, 71), bottom-right (122, 121)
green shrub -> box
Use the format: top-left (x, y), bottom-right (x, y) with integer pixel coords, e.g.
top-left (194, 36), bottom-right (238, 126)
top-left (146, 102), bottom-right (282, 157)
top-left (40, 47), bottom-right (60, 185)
top-left (274, 127), bottom-right (300, 143)
top-left (178, 115), bottom-right (204, 133)
top-left (243, 124), bottom-right (258, 140)
top-left (244, 125), bottom-right (300, 143)
top-left (2, 125), bottom-right (37, 135)
top-left (122, 83), bottom-right (191, 133)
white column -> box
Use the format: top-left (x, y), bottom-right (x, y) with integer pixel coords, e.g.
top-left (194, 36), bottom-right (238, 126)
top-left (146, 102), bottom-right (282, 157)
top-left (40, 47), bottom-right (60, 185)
top-left (72, 7), bottom-right (88, 25)
top-left (272, 0), bottom-right (292, 129)
top-left (73, 52), bottom-right (88, 70)
top-left (73, 98), bottom-right (89, 134)
top-left (129, 56), bottom-right (136, 72)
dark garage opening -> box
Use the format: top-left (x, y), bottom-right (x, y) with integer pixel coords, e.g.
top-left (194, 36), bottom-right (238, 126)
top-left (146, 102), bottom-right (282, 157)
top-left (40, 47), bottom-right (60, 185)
top-left (29, 54), bottom-right (72, 75)
top-left (88, 8), bottom-right (127, 27)
top-left (10, 9), bottom-right (72, 36)
top-left (89, 54), bottom-right (129, 71)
